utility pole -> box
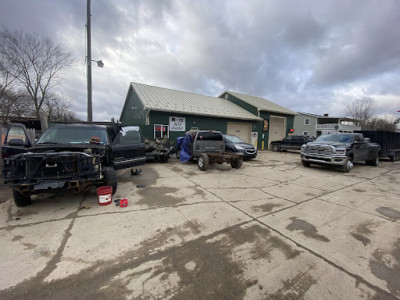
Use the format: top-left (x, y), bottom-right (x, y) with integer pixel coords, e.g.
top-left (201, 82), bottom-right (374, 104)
top-left (87, 0), bottom-right (92, 122)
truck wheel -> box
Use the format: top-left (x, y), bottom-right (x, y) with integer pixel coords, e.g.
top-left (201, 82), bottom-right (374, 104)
top-left (104, 167), bottom-right (117, 194)
top-left (341, 157), bottom-right (353, 173)
top-left (272, 145), bottom-right (279, 152)
top-left (367, 155), bottom-right (379, 166)
top-left (231, 159), bottom-right (243, 169)
top-left (12, 189), bottom-right (31, 207)
top-left (198, 153), bottom-right (209, 171)
top-left (302, 160), bottom-right (311, 167)
top-left (160, 155), bottom-right (169, 163)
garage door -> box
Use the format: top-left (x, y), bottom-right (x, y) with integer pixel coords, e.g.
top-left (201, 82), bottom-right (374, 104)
top-left (268, 116), bottom-right (286, 148)
top-left (227, 122), bottom-right (252, 143)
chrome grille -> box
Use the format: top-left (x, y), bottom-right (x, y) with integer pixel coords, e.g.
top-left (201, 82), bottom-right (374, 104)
top-left (305, 145), bottom-right (333, 155)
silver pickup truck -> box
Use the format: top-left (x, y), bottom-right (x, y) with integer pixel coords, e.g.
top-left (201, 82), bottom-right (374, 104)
top-left (300, 133), bottom-right (380, 173)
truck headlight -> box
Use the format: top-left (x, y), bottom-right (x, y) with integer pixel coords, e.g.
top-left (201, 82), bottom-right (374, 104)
top-left (235, 145), bottom-right (244, 150)
top-left (301, 145), bottom-right (306, 151)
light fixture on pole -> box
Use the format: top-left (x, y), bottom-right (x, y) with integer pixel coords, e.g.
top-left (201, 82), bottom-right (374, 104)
top-left (92, 59), bottom-right (104, 68)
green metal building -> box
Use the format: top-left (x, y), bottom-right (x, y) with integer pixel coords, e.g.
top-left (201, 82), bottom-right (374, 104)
top-left (219, 91), bottom-right (297, 149)
top-left (120, 82), bottom-right (296, 149)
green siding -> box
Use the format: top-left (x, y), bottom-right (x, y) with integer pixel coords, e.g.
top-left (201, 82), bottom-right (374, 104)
top-left (120, 86), bottom-right (147, 125)
top-left (150, 111), bottom-right (257, 145)
top-left (221, 93), bottom-right (258, 116)
top-left (257, 111), bottom-right (295, 149)
top-left (121, 109), bottom-right (256, 147)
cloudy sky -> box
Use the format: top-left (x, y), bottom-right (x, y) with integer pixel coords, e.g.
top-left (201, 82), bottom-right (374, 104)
top-left (1, 0), bottom-right (399, 121)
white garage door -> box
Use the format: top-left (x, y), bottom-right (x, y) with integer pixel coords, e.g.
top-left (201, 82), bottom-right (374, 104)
top-left (268, 116), bottom-right (286, 148)
top-left (227, 122), bottom-right (252, 143)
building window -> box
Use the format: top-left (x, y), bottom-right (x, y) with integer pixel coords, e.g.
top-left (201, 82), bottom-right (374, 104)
top-left (303, 131), bottom-right (309, 136)
top-left (154, 124), bottom-right (169, 138)
top-left (304, 118), bottom-right (310, 125)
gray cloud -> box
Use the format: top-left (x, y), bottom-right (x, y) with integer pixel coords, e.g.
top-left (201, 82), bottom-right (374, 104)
top-left (1, 0), bottom-right (399, 121)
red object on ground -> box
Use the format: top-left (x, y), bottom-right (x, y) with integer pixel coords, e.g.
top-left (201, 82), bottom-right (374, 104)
top-left (120, 199), bottom-right (128, 207)
top-left (97, 186), bottom-right (113, 206)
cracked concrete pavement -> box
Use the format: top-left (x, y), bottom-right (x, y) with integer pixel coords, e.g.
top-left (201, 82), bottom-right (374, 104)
top-left (0, 151), bottom-right (399, 299)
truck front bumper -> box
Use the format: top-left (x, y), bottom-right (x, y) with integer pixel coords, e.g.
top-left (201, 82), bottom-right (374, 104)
top-left (301, 152), bottom-right (347, 166)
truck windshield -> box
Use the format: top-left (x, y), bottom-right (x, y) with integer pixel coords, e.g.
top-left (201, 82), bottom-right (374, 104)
top-left (316, 134), bottom-right (353, 143)
top-left (36, 126), bottom-right (109, 145)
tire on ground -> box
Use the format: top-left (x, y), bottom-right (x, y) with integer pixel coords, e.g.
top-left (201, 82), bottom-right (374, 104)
top-left (103, 166), bottom-right (118, 194)
top-left (13, 188), bottom-right (31, 207)
top-left (341, 156), bottom-right (353, 173)
top-left (302, 160), bottom-right (311, 167)
top-left (231, 158), bottom-right (243, 169)
top-left (197, 153), bottom-right (209, 171)
top-left (366, 155), bottom-right (379, 166)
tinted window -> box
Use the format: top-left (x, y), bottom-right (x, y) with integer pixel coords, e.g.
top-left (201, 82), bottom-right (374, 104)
top-left (119, 128), bottom-right (142, 145)
top-left (37, 126), bottom-right (108, 144)
top-left (197, 132), bottom-right (223, 141)
top-left (292, 136), bottom-right (304, 141)
top-left (283, 136), bottom-right (292, 142)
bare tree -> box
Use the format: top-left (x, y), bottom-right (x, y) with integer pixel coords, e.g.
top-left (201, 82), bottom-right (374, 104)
top-left (0, 89), bottom-right (35, 126)
top-left (43, 93), bottom-right (77, 121)
top-left (0, 28), bottom-right (74, 119)
top-left (346, 97), bottom-right (375, 128)
top-left (364, 114), bottom-right (398, 132)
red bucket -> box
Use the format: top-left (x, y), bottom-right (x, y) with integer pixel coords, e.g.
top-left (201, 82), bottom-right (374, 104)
top-left (97, 186), bottom-right (112, 206)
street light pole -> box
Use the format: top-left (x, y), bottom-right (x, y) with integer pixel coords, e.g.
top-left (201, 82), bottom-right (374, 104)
top-left (87, 0), bottom-right (92, 122)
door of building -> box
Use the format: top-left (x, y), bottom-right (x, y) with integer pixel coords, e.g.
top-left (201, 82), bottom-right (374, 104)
top-left (227, 122), bottom-right (252, 143)
top-left (268, 117), bottom-right (286, 148)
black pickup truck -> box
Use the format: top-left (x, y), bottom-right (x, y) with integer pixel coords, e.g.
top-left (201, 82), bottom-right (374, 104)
top-left (270, 135), bottom-right (314, 151)
top-left (300, 133), bottom-right (380, 173)
top-left (2, 122), bottom-right (146, 206)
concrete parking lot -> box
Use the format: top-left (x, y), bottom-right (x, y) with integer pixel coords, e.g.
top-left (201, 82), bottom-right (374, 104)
top-left (0, 151), bottom-right (399, 299)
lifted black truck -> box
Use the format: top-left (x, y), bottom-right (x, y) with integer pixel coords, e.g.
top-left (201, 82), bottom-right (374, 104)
top-left (2, 122), bottom-right (146, 207)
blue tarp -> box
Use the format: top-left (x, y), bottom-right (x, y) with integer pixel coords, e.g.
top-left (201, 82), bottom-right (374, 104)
top-left (178, 134), bottom-right (193, 162)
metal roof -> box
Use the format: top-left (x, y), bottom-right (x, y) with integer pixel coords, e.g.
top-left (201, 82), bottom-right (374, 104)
top-left (221, 91), bottom-right (297, 116)
top-left (130, 82), bottom-right (262, 121)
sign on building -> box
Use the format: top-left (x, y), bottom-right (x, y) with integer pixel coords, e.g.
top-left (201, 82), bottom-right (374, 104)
top-left (169, 116), bottom-right (185, 131)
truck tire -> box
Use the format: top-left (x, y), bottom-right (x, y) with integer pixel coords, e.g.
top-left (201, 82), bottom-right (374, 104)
top-left (341, 157), bottom-right (353, 173)
top-left (160, 155), bottom-right (169, 163)
top-left (13, 189), bottom-right (31, 207)
top-left (366, 155), bottom-right (379, 166)
top-left (198, 153), bottom-right (209, 171)
top-left (302, 160), bottom-right (311, 167)
top-left (103, 167), bottom-right (117, 194)
top-left (231, 159), bottom-right (243, 169)
top-left (272, 145), bottom-right (280, 152)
